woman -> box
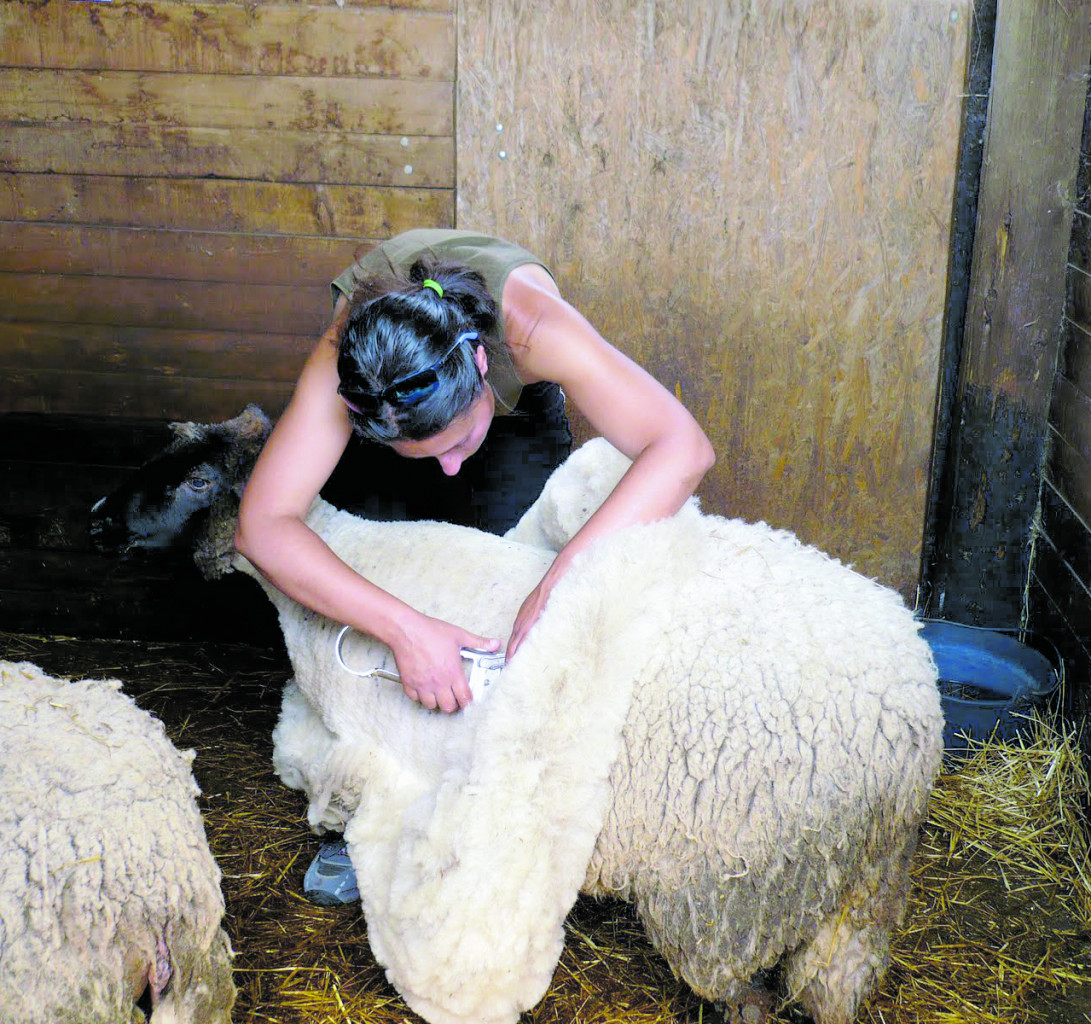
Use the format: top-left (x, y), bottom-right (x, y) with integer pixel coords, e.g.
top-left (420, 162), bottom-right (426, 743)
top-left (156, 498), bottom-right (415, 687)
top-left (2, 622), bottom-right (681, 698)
top-left (235, 229), bottom-right (714, 716)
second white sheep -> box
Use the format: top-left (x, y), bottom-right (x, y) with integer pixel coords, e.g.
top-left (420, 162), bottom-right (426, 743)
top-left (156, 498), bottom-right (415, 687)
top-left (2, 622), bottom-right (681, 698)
top-left (0, 660), bottom-right (235, 1024)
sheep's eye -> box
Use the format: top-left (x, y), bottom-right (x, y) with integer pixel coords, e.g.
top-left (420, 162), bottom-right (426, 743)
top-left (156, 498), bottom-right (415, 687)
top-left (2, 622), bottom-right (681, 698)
top-left (185, 474), bottom-right (212, 491)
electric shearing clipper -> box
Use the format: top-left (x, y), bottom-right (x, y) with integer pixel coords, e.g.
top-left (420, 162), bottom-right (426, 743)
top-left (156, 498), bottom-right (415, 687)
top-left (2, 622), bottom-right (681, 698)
top-left (334, 624), bottom-right (505, 702)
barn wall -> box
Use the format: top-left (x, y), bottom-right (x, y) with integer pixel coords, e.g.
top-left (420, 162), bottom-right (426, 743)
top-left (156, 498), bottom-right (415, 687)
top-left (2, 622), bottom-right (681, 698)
top-left (457, 0), bottom-right (971, 597)
top-left (1, 0), bottom-right (971, 633)
top-left (0, 0), bottom-right (456, 638)
top-left (0, 0), bottom-right (455, 421)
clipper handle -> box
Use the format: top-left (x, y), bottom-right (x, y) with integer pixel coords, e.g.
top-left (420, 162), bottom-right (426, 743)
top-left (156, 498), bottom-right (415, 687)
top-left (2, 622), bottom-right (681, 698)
top-left (336, 626), bottom-right (505, 700)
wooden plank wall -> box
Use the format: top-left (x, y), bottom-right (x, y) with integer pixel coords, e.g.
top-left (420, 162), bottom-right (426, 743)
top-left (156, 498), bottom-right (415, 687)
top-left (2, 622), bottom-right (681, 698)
top-left (0, 0), bottom-right (455, 422)
top-left (457, 0), bottom-right (971, 598)
top-left (1030, 69), bottom-right (1091, 706)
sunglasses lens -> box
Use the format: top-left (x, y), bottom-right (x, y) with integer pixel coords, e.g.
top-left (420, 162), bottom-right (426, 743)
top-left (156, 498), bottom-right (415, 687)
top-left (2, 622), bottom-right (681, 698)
top-left (338, 389), bottom-right (381, 416)
top-left (391, 370), bottom-right (440, 405)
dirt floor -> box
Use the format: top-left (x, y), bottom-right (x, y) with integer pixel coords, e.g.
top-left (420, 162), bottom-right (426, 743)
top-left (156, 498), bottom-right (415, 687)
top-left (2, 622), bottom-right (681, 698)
top-left (3, 631), bottom-right (1091, 1024)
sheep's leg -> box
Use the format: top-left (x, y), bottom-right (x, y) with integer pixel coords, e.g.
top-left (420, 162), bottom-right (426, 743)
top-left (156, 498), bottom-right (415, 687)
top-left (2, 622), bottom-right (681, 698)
top-left (783, 912), bottom-right (886, 1024)
top-left (715, 977), bottom-right (775, 1023)
top-left (782, 834), bottom-right (917, 1024)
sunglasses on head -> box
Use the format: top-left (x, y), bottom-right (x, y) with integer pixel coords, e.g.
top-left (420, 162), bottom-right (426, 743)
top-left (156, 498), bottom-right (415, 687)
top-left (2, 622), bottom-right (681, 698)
top-left (338, 331), bottom-right (479, 416)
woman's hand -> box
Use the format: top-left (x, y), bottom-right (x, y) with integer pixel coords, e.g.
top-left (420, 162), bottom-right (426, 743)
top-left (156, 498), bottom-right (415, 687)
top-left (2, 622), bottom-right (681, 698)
top-left (390, 615), bottom-right (500, 713)
top-left (507, 581), bottom-right (551, 660)
top-left (507, 556), bottom-right (570, 658)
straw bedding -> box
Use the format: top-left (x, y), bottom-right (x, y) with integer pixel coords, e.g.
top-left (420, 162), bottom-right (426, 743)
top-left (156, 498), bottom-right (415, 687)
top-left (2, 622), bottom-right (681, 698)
top-left (1, 631), bottom-right (1088, 1024)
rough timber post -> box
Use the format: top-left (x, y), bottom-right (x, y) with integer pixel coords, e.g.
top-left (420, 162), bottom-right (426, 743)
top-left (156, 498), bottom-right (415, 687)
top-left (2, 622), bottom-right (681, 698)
top-left (929, 0), bottom-right (1091, 626)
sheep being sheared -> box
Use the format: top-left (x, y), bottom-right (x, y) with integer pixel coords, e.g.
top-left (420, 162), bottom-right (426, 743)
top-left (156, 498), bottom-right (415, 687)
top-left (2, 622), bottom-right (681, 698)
top-left (0, 660), bottom-right (235, 1024)
top-left (90, 406), bottom-right (943, 1024)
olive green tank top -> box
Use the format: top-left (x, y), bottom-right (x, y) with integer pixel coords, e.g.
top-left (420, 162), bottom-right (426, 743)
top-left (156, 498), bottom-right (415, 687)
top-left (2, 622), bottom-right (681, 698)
top-left (330, 229), bottom-right (556, 414)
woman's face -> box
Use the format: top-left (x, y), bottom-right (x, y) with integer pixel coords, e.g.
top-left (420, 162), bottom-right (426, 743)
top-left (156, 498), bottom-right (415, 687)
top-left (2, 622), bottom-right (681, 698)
top-left (389, 345), bottom-right (495, 476)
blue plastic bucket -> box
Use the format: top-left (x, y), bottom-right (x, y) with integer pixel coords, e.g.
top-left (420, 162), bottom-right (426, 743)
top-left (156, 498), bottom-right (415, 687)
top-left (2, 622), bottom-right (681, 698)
top-left (919, 620), bottom-right (1060, 753)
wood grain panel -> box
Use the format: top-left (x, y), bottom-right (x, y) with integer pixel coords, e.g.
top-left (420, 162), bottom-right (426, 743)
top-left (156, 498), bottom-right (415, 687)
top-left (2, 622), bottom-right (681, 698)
top-left (1029, 570), bottom-right (1091, 649)
top-left (1031, 535), bottom-right (1091, 652)
top-left (0, 273), bottom-right (329, 335)
top-left (1069, 208), bottom-right (1091, 276)
top-left (0, 368), bottom-right (294, 421)
top-left (0, 2), bottom-right (454, 78)
top-left (1027, 569), bottom-right (1091, 723)
top-left (0, 413), bottom-right (172, 465)
top-left (1, 321), bottom-right (312, 383)
top-left (1, 125), bottom-right (453, 187)
top-left (0, 0), bottom-right (456, 419)
top-left (1025, 572), bottom-right (1091, 721)
top-left (0, 173), bottom-right (453, 237)
top-left (0, 547), bottom-right (182, 593)
top-left (958, 2), bottom-right (1089, 394)
top-left (0, 554), bottom-right (280, 644)
top-left (0, 69), bottom-right (452, 135)
top-left (3, 459), bottom-right (147, 542)
top-left (1, 223), bottom-right (362, 286)
top-left (926, 0), bottom-right (1090, 625)
top-left (1066, 263), bottom-right (1091, 334)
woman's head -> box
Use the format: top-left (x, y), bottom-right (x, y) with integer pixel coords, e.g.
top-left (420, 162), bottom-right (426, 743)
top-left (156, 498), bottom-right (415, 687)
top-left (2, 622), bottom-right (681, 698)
top-left (336, 256), bottom-right (505, 444)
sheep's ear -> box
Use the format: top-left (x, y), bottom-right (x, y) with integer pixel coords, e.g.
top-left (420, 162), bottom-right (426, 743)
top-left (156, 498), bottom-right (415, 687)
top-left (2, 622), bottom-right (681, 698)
top-left (169, 420), bottom-right (204, 442)
top-left (229, 405), bottom-right (272, 442)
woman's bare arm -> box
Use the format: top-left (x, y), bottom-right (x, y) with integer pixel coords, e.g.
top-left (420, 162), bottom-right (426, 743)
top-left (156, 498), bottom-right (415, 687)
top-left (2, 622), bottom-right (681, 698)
top-left (502, 267), bottom-right (715, 654)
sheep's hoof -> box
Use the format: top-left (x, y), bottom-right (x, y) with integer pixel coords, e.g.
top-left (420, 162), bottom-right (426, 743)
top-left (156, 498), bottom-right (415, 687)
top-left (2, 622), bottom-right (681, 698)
top-left (714, 980), bottom-right (774, 1024)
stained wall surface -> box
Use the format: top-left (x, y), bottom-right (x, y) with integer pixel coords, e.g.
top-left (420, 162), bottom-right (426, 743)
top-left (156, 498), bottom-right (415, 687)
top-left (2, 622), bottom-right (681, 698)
top-left (458, 0), bottom-right (971, 595)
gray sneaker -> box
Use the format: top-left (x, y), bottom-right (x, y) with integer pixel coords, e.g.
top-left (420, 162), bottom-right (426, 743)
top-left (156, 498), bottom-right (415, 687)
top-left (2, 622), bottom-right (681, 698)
top-left (303, 838), bottom-right (360, 905)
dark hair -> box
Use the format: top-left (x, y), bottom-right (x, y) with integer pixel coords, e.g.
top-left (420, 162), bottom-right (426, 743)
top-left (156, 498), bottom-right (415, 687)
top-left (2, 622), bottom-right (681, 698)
top-left (336, 256), bottom-right (509, 442)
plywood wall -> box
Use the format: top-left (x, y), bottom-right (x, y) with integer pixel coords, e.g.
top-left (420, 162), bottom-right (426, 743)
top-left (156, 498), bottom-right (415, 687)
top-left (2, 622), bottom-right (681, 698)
top-left (0, 0), bottom-right (455, 420)
top-left (458, 0), bottom-right (970, 595)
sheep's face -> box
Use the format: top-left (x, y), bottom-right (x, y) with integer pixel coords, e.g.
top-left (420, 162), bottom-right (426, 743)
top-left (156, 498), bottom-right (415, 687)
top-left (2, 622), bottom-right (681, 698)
top-left (90, 406), bottom-right (271, 559)
top-left (91, 438), bottom-right (234, 556)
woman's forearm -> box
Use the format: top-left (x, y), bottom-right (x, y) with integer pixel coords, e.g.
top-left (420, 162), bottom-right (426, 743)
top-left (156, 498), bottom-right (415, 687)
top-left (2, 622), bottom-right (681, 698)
top-left (236, 510), bottom-right (501, 710)
top-left (556, 429), bottom-right (714, 570)
top-left (235, 513), bottom-right (418, 651)
top-left (506, 430), bottom-right (713, 656)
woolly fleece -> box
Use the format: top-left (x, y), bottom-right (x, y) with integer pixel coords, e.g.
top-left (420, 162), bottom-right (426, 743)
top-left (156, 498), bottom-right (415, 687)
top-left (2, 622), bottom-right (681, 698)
top-left (99, 413), bottom-right (942, 1024)
top-left (0, 661), bottom-right (235, 1024)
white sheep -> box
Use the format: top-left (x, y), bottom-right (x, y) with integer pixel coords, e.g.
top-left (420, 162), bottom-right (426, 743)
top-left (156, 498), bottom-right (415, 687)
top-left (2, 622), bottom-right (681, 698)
top-left (0, 660), bottom-right (235, 1024)
top-left (90, 410), bottom-right (943, 1024)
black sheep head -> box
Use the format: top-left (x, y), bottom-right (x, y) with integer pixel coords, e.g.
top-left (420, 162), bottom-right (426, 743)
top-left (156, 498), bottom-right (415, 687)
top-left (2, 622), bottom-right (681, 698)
top-left (91, 405), bottom-right (272, 578)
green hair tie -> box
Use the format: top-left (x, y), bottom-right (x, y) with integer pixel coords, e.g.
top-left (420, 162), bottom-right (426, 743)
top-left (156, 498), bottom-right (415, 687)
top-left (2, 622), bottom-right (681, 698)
top-left (422, 279), bottom-right (444, 298)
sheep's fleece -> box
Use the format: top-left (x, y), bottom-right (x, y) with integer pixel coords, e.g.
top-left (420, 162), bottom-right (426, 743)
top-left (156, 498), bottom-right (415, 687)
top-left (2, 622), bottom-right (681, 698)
top-left (262, 439), bottom-right (944, 1024)
top-left (0, 661), bottom-right (235, 1024)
